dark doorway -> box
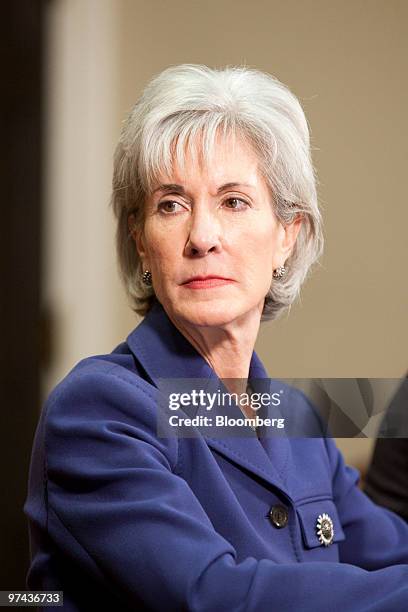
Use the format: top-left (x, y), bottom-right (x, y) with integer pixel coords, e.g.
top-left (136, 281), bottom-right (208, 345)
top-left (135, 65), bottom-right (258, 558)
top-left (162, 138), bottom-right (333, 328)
top-left (1, 0), bottom-right (45, 589)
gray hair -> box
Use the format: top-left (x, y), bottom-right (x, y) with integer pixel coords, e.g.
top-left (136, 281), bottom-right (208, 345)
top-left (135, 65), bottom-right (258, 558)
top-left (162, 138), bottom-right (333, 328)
top-left (111, 63), bottom-right (323, 320)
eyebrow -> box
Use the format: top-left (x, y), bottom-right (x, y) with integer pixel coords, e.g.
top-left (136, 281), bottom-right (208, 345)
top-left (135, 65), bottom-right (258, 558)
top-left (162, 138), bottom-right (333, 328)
top-left (152, 182), bottom-right (254, 196)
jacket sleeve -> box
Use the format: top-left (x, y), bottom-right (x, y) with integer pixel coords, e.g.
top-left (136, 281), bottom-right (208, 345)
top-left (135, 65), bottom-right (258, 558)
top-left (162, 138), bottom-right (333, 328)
top-left (325, 436), bottom-right (408, 569)
top-left (44, 366), bottom-right (408, 612)
top-left (364, 438), bottom-right (408, 521)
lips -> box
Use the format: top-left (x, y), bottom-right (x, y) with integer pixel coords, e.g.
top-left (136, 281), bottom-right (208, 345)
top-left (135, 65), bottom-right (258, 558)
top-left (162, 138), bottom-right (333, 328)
top-left (181, 275), bottom-right (234, 289)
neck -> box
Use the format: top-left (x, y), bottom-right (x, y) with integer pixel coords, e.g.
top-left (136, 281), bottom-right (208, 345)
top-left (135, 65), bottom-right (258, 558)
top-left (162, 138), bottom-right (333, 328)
top-left (168, 304), bottom-right (263, 394)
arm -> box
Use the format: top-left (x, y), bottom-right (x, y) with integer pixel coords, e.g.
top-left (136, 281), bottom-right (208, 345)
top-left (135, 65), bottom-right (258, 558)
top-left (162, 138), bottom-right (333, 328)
top-left (325, 436), bottom-right (408, 569)
top-left (43, 366), bottom-right (408, 611)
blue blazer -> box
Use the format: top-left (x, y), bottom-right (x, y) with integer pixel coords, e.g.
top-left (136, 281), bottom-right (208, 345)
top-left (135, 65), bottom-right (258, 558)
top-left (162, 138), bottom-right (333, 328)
top-left (25, 301), bottom-right (408, 610)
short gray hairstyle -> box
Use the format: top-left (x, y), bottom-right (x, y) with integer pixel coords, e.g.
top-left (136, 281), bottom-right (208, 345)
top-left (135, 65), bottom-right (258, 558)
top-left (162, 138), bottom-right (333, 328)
top-left (111, 63), bottom-right (323, 320)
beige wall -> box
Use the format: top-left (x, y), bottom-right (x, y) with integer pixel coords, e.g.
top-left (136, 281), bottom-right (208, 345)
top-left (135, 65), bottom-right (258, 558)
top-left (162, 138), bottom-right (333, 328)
top-left (43, 0), bottom-right (128, 394)
top-left (44, 0), bottom-right (407, 467)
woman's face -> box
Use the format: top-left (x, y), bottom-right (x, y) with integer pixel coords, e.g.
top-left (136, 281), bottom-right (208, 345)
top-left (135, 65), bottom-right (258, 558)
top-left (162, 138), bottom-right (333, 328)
top-left (135, 135), bottom-right (301, 329)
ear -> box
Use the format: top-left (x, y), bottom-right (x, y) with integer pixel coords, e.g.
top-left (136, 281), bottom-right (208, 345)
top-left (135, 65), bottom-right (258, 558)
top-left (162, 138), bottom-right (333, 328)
top-left (128, 214), bottom-right (148, 263)
top-left (276, 214), bottom-right (303, 264)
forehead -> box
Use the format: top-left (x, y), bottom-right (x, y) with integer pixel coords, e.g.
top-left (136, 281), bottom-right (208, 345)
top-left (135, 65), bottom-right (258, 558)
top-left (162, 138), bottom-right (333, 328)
top-left (148, 132), bottom-right (265, 194)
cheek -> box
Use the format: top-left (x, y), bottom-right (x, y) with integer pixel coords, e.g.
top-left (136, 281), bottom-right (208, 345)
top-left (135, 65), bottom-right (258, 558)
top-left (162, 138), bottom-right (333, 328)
top-left (237, 218), bottom-right (277, 262)
top-left (142, 225), bottom-right (168, 261)
top-left (230, 220), bottom-right (277, 293)
top-left (143, 230), bottom-right (180, 285)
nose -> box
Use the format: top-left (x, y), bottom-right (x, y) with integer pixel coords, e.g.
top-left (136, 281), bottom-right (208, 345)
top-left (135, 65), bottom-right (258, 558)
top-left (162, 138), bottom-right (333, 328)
top-left (184, 208), bottom-right (222, 257)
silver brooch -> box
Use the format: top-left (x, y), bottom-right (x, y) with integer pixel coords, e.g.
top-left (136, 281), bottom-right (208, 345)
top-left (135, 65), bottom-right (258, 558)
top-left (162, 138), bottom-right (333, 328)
top-left (316, 513), bottom-right (334, 546)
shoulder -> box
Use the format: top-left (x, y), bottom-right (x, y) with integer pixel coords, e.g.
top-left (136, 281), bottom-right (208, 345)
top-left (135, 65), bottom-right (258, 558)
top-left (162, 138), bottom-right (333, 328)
top-left (40, 346), bottom-right (178, 472)
top-left (268, 380), bottom-right (327, 437)
top-left (46, 345), bottom-right (154, 416)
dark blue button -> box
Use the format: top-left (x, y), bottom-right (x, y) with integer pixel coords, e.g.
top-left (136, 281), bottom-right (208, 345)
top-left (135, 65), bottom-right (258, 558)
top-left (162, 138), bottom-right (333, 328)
top-left (269, 504), bottom-right (289, 528)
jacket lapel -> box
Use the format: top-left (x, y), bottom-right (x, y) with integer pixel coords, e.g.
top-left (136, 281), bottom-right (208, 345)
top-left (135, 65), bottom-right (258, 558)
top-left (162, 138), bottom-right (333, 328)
top-left (126, 301), bottom-right (292, 497)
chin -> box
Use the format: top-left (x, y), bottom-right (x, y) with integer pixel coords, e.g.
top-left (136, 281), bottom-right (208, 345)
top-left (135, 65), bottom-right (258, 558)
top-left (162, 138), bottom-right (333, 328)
top-left (171, 297), bottom-right (251, 329)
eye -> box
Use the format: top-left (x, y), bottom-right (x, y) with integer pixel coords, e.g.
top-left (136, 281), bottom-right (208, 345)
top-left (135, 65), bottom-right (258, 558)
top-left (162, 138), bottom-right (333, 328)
top-left (157, 200), bottom-right (185, 214)
top-left (223, 197), bottom-right (250, 211)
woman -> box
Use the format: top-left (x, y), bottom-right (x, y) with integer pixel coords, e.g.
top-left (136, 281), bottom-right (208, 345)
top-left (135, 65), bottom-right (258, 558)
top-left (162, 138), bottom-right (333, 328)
top-left (25, 64), bottom-right (408, 610)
